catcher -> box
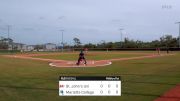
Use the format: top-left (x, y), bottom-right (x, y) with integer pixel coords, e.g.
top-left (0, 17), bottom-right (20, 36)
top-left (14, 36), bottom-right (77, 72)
top-left (76, 50), bottom-right (87, 65)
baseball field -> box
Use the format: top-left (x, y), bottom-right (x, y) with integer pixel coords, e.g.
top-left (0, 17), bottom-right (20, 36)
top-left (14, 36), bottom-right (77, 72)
top-left (0, 51), bottom-right (180, 101)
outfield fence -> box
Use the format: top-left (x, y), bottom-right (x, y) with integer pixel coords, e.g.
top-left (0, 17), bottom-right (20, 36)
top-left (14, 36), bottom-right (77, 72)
top-left (0, 48), bottom-right (179, 53)
top-left (72, 48), bottom-right (180, 51)
top-left (0, 49), bottom-right (20, 54)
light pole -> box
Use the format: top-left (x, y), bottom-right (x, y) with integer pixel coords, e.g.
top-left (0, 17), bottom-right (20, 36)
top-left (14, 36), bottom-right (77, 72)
top-left (119, 28), bottom-right (124, 48)
top-left (175, 22), bottom-right (180, 48)
top-left (60, 30), bottom-right (64, 52)
top-left (7, 25), bottom-right (11, 50)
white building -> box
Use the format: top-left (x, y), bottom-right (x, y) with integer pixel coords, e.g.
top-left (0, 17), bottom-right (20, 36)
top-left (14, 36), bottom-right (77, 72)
top-left (45, 43), bottom-right (56, 51)
top-left (26, 45), bottom-right (34, 51)
top-left (13, 43), bottom-right (26, 50)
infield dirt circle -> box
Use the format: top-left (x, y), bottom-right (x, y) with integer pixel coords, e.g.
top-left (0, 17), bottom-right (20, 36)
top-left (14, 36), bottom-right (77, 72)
top-left (49, 60), bottom-right (112, 67)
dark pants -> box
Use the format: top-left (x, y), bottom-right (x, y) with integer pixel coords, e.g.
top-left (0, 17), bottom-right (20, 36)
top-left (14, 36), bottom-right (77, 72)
top-left (77, 57), bottom-right (87, 65)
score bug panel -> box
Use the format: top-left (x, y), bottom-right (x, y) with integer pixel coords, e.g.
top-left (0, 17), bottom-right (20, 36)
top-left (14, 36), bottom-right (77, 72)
top-left (59, 76), bottom-right (121, 96)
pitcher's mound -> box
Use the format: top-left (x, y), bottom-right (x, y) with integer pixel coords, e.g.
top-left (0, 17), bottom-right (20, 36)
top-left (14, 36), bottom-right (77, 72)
top-left (49, 60), bottom-right (112, 67)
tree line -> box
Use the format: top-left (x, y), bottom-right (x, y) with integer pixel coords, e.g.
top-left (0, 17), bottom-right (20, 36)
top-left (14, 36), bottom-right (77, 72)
top-left (0, 37), bottom-right (13, 49)
top-left (73, 35), bottom-right (179, 48)
top-left (0, 35), bottom-right (179, 49)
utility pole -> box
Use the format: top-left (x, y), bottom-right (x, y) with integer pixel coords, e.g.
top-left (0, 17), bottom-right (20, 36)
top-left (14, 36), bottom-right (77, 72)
top-left (60, 30), bottom-right (64, 52)
top-left (7, 25), bottom-right (11, 51)
top-left (119, 28), bottom-right (124, 48)
top-left (175, 22), bottom-right (180, 48)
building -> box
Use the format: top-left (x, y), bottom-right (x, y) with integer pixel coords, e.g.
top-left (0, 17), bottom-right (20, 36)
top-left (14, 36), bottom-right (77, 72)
top-left (12, 43), bottom-right (26, 50)
top-left (44, 43), bottom-right (56, 51)
top-left (26, 45), bottom-right (34, 51)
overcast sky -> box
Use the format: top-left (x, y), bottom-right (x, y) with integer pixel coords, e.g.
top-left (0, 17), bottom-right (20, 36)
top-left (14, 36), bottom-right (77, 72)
top-left (0, 0), bottom-right (180, 45)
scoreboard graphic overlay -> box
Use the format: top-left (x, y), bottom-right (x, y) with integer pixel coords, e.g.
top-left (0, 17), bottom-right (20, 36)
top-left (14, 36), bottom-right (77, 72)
top-left (59, 76), bottom-right (121, 96)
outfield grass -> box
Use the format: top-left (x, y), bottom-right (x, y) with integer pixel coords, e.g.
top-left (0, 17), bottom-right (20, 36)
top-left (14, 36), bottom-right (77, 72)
top-left (0, 51), bottom-right (180, 101)
top-left (33, 51), bottom-right (151, 60)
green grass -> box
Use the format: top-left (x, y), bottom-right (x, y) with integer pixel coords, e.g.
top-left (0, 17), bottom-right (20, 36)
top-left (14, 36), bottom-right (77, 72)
top-left (33, 52), bottom-right (149, 60)
top-left (0, 51), bottom-right (180, 101)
